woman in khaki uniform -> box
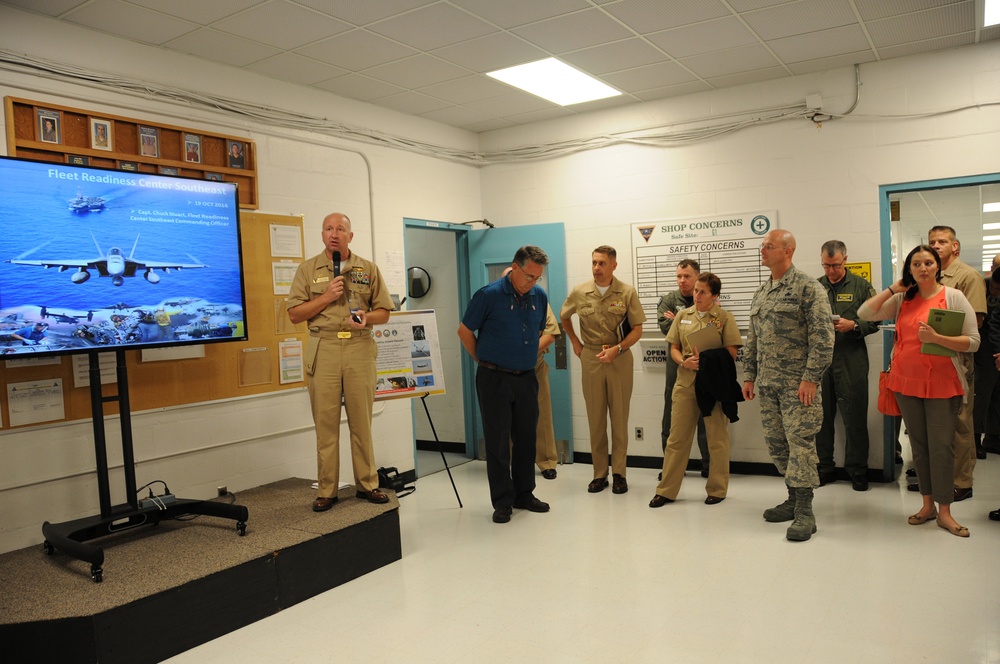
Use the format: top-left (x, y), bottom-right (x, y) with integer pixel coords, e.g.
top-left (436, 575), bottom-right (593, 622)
top-left (650, 273), bottom-right (742, 507)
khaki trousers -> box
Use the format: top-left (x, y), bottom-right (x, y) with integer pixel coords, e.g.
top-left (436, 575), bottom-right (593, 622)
top-left (655, 382), bottom-right (730, 500)
top-left (307, 335), bottom-right (379, 498)
top-left (581, 347), bottom-right (633, 478)
top-left (535, 357), bottom-right (558, 471)
top-left (953, 362), bottom-right (976, 489)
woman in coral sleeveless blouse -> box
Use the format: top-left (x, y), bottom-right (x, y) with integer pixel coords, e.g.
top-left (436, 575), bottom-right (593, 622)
top-left (859, 245), bottom-right (979, 537)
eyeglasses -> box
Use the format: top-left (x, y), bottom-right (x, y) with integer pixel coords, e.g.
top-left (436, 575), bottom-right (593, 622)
top-left (760, 243), bottom-right (784, 251)
top-left (517, 265), bottom-right (543, 283)
top-left (822, 263), bottom-right (845, 269)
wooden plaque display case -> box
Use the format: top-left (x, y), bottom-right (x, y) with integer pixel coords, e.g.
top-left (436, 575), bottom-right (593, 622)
top-left (3, 96), bottom-right (259, 209)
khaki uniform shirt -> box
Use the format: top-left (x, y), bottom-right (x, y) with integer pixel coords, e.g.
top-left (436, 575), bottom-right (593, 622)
top-left (666, 303), bottom-right (743, 388)
top-left (560, 276), bottom-right (646, 347)
top-left (941, 258), bottom-right (987, 315)
top-left (286, 251), bottom-right (394, 334)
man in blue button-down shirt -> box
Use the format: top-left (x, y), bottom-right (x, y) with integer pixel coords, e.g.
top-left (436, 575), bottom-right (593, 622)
top-left (458, 245), bottom-right (551, 524)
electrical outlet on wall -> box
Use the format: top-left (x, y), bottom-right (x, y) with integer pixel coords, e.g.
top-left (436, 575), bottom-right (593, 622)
top-left (217, 486), bottom-right (227, 497)
top-left (635, 427), bottom-right (643, 441)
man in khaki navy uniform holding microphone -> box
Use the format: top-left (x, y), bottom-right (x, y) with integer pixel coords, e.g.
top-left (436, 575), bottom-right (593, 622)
top-left (287, 212), bottom-right (394, 512)
top-left (561, 245), bottom-right (646, 495)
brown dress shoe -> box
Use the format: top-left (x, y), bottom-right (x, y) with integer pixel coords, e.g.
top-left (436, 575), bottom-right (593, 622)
top-left (312, 496), bottom-right (338, 512)
top-left (588, 477), bottom-right (609, 493)
top-left (953, 487), bottom-right (973, 502)
top-left (649, 494), bottom-right (674, 508)
top-left (356, 488), bottom-right (390, 504)
top-left (611, 474), bottom-right (628, 494)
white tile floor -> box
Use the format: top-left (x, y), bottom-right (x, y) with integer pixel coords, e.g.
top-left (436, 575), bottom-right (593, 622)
top-left (165, 457), bottom-right (1000, 664)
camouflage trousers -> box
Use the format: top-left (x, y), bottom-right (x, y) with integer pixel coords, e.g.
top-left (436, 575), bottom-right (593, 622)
top-left (758, 384), bottom-right (822, 488)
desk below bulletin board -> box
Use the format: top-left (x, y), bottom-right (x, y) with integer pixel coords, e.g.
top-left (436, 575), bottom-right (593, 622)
top-left (0, 211), bottom-right (308, 429)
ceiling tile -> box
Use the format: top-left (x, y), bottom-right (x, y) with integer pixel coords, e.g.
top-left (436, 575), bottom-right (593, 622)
top-left (786, 50), bottom-right (877, 75)
top-left (878, 32), bottom-right (974, 59)
top-left (464, 92), bottom-right (555, 116)
top-left (704, 66), bottom-right (789, 88)
top-left (167, 28), bottom-right (281, 66)
top-left (632, 80), bottom-right (713, 101)
top-left (450, 0), bottom-right (590, 29)
top-left (212, 0), bottom-right (352, 50)
top-left (294, 0), bottom-right (436, 26)
top-left (511, 8), bottom-right (634, 53)
top-left (646, 16), bottom-right (759, 59)
top-left (462, 118), bottom-right (516, 132)
top-left (678, 44), bottom-right (780, 79)
top-left (4, 0), bottom-right (91, 15)
top-left (296, 30), bottom-right (417, 70)
top-left (567, 93), bottom-right (636, 112)
top-left (312, 74), bottom-right (405, 101)
top-left (602, 61), bottom-right (698, 92)
top-left (418, 75), bottom-right (511, 104)
top-left (245, 53), bottom-right (347, 85)
top-left (602, 0), bottom-right (731, 33)
top-left (418, 105), bottom-right (494, 126)
top-left (364, 54), bottom-right (471, 88)
top-left (63, 0), bottom-right (197, 45)
top-left (561, 38), bottom-right (668, 75)
top-left (432, 32), bottom-right (548, 73)
top-left (366, 3), bottom-right (497, 51)
top-left (726, 0), bottom-right (796, 10)
top-left (741, 0), bottom-right (859, 41)
top-left (500, 106), bottom-right (574, 125)
top-left (125, 0), bottom-right (266, 24)
top-left (866, 2), bottom-right (973, 47)
top-left (768, 25), bottom-right (872, 63)
top-left (374, 90), bottom-right (452, 114)
top-left (854, 0), bottom-right (969, 22)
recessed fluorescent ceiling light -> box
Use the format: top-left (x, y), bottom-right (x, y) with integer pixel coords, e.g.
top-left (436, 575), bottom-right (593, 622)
top-left (984, 223), bottom-right (1000, 230)
top-left (986, 0), bottom-right (1000, 27)
top-left (984, 202), bottom-right (1000, 212)
top-left (486, 58), bottom-right (621, 106)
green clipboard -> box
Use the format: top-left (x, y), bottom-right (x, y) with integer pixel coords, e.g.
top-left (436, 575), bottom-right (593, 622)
top-left (920, 308), bottom-right (965, 357)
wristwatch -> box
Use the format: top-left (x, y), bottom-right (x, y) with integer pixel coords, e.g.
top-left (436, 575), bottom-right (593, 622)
top-left (617, 344), bottom-right (624, 354)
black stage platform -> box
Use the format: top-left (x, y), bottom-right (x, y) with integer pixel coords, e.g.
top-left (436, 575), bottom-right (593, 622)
top-left (0, 478), bottom-right (401, 664)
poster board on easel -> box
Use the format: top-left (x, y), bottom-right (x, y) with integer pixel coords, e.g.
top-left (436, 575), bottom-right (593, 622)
top-left (374, 309), bottom-right (445, 401)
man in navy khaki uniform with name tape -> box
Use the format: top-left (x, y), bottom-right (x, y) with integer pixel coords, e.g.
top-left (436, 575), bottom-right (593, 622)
top-left (458, 246), bottom-right (552, 524)
top-left (743, 229), bottom-right (834, 542)
top-left (287, 212), bottom-right (393, 512)
top-left (561, 245), bottom-right (646, 495)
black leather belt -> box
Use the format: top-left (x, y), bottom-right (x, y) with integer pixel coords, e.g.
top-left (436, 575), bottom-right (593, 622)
top-left (479, 361), bottom-right (529, 375)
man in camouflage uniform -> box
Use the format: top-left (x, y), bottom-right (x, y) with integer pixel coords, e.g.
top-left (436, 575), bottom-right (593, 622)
top-left (742, 229), bottom-right (834, 542)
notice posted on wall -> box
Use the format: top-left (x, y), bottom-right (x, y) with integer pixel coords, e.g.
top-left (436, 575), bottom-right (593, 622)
top-left (7, 378), bottom-right (65, 427)
top-left (374, 309), bottom-right (445, 401)
top-left (631, 210), bottom-right (777, 332)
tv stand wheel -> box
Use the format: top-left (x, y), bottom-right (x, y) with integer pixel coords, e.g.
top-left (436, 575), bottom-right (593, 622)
top-left (236, 521), bottom-right (247, 537)
top-left (91, 565), bottom-right (103, 583)
top-left (42, 540), bottom-right (54, 556)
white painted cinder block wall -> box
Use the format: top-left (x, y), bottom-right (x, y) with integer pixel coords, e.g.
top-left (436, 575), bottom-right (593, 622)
top-left (478, 42), bottom-right (1000, 469)
top-left (0, 6), bottom-right (481, 553)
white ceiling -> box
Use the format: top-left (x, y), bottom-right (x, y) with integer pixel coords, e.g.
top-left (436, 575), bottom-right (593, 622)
top-left (3, 0), bottom-right (999, 132)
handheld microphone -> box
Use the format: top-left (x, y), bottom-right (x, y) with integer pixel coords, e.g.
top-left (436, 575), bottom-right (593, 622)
top-left (332, 251), bottom-right (341, 277)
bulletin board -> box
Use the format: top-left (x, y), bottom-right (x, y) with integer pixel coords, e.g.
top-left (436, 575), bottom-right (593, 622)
top-left (0, 211), bottom-right (308, 429)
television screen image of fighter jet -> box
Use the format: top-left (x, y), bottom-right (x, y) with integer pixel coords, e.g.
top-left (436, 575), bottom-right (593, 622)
top-left (0, 155), bottom-right (248, 358)
top-left (6, 232), bottom-right (207, 287)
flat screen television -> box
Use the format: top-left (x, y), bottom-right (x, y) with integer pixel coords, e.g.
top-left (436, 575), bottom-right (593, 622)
top-left (0, 156), bottom-right (248, 359)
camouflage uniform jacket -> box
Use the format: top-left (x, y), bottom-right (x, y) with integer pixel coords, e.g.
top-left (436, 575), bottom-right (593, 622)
top-left (744, 264), bottom-right (835, 389)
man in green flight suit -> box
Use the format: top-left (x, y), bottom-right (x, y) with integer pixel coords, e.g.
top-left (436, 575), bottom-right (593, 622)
top-left (816, 240), bottom-right (878, 491)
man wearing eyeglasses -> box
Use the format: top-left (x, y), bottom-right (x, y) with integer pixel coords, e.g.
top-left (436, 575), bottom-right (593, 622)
top-left (816, 240), bottom-right (878, 491)
top-left (743, 230), bottom-right (834, 541)
top-left (459, 246), bottom-right (552, 524)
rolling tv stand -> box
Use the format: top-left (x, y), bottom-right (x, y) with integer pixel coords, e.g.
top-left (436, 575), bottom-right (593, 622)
top-left (41, 350), bottom-right (248, 583)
